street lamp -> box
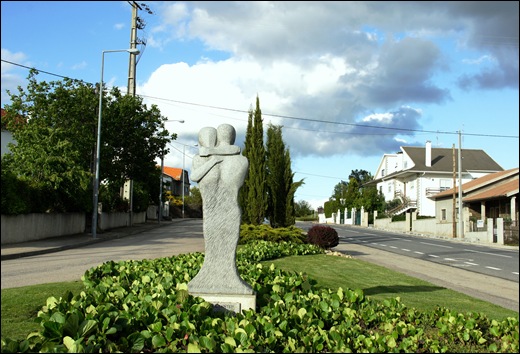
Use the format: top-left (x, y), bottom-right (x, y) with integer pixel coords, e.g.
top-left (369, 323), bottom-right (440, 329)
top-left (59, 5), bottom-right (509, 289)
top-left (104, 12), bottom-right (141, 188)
top-left (159, 120), bottom-right (184, 224)
top-left (92, 48), bottom-right (140, 239)
top-left (181, 142), bottom-right (197, 218)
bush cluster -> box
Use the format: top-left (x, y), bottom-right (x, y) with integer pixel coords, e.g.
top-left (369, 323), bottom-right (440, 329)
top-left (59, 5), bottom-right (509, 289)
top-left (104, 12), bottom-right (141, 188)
top-left (2, 241), bottom-right (518, 353)
top-left (306, 224), bottom-right (339, 249)
top-left (239, 224), bottom-right (306, 244)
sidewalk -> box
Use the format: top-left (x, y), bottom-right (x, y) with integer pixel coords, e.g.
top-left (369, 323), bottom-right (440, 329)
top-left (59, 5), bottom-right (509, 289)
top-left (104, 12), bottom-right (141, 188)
top-left (1, 219), bottom-right (188, 261)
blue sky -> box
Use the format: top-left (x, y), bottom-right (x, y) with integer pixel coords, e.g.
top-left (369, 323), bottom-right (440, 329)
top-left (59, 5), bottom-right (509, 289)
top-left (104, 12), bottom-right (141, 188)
top-left (2, 1), bottom-right (519, 209)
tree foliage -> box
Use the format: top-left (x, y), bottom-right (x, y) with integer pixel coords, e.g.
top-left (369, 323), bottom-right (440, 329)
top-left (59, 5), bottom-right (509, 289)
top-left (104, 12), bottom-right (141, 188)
top-left (326, 169), bottom-right (385, 217)
top-left (294, 200), bottom-right (313, 217)
top-left (240, 96), bottom-right (267, 225)
top-left (266, 123), bottom-right (304, 227)
top-left (1, 70), bottom-right (174, 214)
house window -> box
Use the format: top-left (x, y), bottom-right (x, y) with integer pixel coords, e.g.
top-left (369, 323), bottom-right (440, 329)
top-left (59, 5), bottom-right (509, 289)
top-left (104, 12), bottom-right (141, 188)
top-left (441, 209), bottom-right (447, 221)
top-left (388, 184), bottom-right (391, 193)
top-left (381, 169), bottom-right (385, 177)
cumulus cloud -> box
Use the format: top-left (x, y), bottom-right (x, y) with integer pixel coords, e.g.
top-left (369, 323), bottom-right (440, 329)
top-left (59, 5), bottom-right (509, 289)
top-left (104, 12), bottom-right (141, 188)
top-left (1, 49), bottom-right (28, 104)
top-left (137, 1), bottom-right (517, 166)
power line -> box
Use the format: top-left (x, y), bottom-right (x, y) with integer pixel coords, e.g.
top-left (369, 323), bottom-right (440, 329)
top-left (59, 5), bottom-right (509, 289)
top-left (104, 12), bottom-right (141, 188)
top-left (2, 59), bottom-right (519, 139)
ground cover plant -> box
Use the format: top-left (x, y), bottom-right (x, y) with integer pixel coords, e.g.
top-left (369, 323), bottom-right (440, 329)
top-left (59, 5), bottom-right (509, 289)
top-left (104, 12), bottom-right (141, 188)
top-left (1, 241), bottom-right (518, 353)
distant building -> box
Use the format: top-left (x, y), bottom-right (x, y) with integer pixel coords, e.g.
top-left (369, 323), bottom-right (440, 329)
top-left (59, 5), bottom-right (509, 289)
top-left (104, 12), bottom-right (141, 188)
top-left (161, 166), bottom-right (190, 197)
top-left (366, 141), bottom-right (504, 217)
top-left (1, 108), bottom-right (18, 156)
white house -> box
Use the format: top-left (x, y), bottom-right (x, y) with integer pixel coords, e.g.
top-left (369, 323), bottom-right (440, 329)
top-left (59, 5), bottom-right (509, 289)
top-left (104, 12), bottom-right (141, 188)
top-left (368, 141), bottom-right (504, 216)
top-left (1, 108), bottom-right (16, 156)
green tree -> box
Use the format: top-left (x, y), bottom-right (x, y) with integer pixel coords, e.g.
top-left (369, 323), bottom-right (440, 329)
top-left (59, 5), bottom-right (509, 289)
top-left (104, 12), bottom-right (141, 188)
top-left (266, 123), bottom-right (303, 227)
top-left (2, 70), bottom-right (173, 213)
top-left (294, 200), bottom-right (313, 217)
top-left (242, 96), bottom-right (267, 225)
top-left (327, 169), bottom-right (385, 217)
top-left (239, 108), bottom-right (253, 223)
top-left (185, 186), bottom-right (202, 209)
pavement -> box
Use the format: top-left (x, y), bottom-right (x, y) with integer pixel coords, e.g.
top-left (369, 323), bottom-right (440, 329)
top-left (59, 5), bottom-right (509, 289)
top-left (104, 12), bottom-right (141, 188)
top-left (3, 219), bottom-right (518, 260)
top-left (1, 219), bottom-right (186, 261)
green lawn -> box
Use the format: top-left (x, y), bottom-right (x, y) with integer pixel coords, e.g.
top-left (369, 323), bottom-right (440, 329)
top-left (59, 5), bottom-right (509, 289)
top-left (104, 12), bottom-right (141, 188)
top-left (265, 254), bottom-right (518, 321)
top-left (2, 254), bottom-right (518, 341)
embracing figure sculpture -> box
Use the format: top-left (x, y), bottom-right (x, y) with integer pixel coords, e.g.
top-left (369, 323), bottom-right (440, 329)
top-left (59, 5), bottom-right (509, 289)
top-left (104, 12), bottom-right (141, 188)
top-left (188, 124), bottom-right (254, 295)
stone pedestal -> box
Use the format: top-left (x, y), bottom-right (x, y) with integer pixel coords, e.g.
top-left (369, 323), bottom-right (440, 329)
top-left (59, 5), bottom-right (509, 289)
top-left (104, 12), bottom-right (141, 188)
top-left (191, 292), bottom-right (256, 315)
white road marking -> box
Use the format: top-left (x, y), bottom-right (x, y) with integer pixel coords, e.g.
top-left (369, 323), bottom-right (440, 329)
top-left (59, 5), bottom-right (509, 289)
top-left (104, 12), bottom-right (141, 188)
top-left (463, 249), bottom-right (512, 258)
top-left (464, 262), bottom-right (479, 266)
top-left (428, 254), bottom-right (439, 258)
top-left (485, 266), bottom-right (502, 271)
top-left (420, 242), bottom-right (453, 249)
top-left (414, 251), bottom-right (424, 255)
top-left (401, 249), bottom-right (411, 252)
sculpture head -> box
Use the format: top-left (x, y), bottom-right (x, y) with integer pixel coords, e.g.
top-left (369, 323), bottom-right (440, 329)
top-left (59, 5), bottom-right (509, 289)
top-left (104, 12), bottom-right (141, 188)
top-left (217, 124), bottom-right (236, 145)
top-left (198, 127), bottom-right (217, 148)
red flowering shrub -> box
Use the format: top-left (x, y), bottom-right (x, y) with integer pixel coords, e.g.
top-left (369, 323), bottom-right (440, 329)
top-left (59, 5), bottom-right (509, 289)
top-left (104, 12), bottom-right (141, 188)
top-left (306, 225), bottom-right (339, 249)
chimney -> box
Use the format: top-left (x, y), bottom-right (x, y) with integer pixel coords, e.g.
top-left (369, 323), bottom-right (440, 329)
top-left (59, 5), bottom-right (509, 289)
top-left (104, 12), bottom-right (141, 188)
top-left (425, 140), bottom-right (432, 167)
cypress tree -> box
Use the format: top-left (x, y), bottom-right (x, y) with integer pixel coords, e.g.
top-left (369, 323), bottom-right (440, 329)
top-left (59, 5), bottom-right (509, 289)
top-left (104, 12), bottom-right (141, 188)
top-left (284, 148), bottom-right (304, 226)
top-left (243, 96), bottom-right (267, 225)
top-left (266, 123), bottom-right (304, 227)
top-left (266, 124), bottom-right (286, 227)
top-left (239, 107), bottom-right (253, 224)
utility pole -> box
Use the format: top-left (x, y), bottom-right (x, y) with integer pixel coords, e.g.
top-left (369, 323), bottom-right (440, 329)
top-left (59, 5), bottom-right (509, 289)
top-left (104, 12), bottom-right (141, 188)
top-left (458, 130), bottom-right (464, 238)
top-left (452, 144), bottom-right (456, 238)
top-left (127, 1), bottom-right (140, 96)
top-left (126, 1), bottom-right (141, 226)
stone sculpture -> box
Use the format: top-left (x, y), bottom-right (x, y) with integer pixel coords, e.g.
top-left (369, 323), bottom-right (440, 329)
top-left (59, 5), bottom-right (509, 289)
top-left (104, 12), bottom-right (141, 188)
top-left (188, 124), bottom-right (254, 299)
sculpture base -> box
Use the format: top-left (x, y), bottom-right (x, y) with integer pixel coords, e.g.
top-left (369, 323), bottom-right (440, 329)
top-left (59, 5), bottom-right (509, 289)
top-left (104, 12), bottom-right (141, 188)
top-left (190, 292), bottom-right (256, 315)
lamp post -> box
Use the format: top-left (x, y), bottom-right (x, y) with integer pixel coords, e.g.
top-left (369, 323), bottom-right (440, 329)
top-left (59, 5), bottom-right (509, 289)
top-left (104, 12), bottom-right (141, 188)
top-left (159, 120), bottom-right (184, 224)
top-left (180, 142), bottom-right (197, 218)
top-left (92, 48), bottom-right (140, 239)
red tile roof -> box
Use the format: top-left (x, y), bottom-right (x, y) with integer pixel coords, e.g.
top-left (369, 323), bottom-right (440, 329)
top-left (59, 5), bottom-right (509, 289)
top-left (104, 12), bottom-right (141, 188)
top-left (432, 168), bottom-right (518, 198)
top-left (162, 166), bottom-right (184, 181)
top-left (463, 179), bottom-right (519, 202)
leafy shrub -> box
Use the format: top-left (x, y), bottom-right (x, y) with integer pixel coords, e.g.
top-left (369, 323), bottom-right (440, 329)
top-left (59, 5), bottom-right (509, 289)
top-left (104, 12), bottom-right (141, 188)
top-left (392, 213), bottom-right (406, 222)
top-left (306, 225), bottom-right (339, 249)
top-left (239, 224), bottom-right (306, 244)
top-left (1, 241), bottom-right (518, 353)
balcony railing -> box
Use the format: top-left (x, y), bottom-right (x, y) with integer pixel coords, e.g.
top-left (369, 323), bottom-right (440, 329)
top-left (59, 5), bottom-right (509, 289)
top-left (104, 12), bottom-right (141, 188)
top-left (426, 187), bottom-right (450, 196)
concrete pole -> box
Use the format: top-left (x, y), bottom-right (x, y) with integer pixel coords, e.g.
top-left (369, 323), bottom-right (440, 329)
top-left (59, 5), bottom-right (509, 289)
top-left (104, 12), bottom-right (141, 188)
top-left (458, 130), bottom-right (464, 238)
top-left (182, 145), bottom-right (185, 218)
top-left (159, 152), bottom-right (164, 224)
top-left (126, 2), bottom-right (140, 226)
top-left (452, 144), bottom-right (456, 238)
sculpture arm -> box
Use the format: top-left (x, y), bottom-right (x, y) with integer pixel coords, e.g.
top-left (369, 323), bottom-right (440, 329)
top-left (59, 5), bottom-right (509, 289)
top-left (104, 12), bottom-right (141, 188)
top-left (199, 145), bottom-right (241, 157)
top-left (191, 156), bottom-right (224, 182)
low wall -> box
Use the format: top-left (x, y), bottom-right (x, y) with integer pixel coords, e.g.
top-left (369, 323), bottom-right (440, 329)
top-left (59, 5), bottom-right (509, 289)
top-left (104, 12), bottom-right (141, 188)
top-left (372, 215), bottom-right (504, 244)
top-left (412, 219), bottom-right (453, 238)
top-left (1, 211), bottom-right (147, 245)
top-left (98, 211), bottom-right (146, 230)
top-left (1, 213), bottom-right (85, 245)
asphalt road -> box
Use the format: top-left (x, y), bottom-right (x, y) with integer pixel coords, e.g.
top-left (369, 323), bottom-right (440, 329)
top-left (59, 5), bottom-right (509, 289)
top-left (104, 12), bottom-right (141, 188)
top-left (2, 219), bottom-right (518, 312)
top-left (0, 220), bottom-right (205, 289)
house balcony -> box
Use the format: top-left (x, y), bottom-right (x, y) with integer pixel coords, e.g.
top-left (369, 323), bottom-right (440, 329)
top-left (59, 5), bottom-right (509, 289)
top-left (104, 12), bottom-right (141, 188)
top-left (426, 187), bottom-right (450, 197)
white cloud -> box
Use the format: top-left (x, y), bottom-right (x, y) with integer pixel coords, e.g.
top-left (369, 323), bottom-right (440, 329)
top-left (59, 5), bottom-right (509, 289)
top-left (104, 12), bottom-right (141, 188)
top-left (1, 49), bottom-right (28, 104)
